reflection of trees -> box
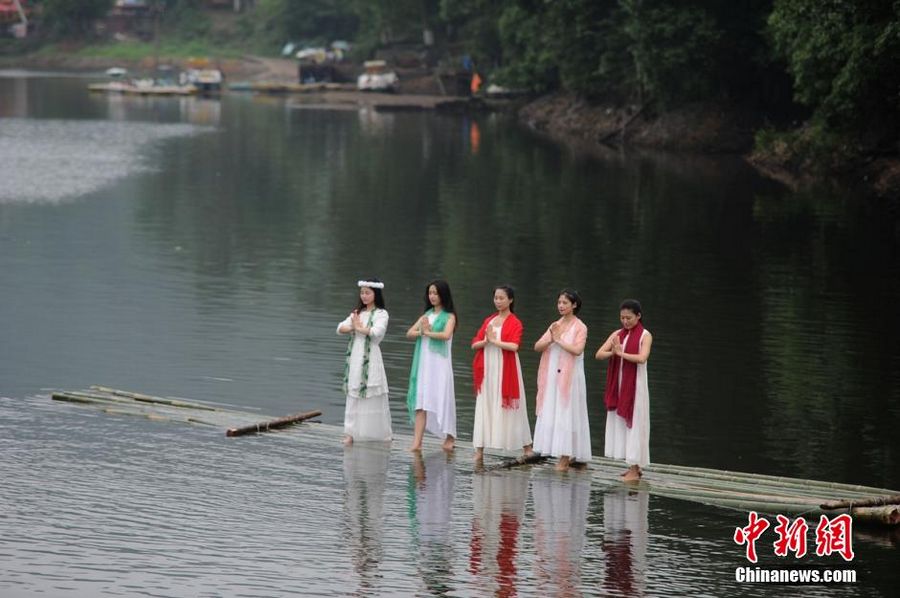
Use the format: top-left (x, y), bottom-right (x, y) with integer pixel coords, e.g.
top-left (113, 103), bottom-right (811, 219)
top-left (751, 189), bottom-right (900, 485)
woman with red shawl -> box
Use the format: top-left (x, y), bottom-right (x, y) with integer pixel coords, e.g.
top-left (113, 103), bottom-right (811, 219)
top-left (595, 299), bottom-right (653, 482)
top-left (471, 285), bottom-right (533, 462)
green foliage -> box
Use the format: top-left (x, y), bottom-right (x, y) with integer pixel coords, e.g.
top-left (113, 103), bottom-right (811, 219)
top-left (253, 0), bottom-right (359, 45)
top-left (41, 0), bottom-right (115, 37)
top-left (619, 0), bottom-right (721, 106)
top-left (768, 0), bottom-right (900, 141)
top-left (163, 0), bottom-right (211, 40)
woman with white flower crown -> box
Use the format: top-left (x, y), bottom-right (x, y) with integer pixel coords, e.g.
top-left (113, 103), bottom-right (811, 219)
top-left (337, 278), bottom-right (392, 445)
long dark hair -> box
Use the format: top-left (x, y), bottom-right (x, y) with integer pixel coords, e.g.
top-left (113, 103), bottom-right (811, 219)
top-left (494, 285), bottom-right (516, 313)
top-left (355, 277), bottom-right (386, 312)
top-left (559, 288), bottom-right (582, 315)
top-left (423, 279), bottom-right (456, 319)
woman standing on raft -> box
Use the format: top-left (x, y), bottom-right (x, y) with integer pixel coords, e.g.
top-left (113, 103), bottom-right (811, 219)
top-left (405, 279), bottom-right (458, 452)
top-left (337, 278), bottom-right (392, 445)
top-left (532, 289), bottom-right (591, 471)
top-left (595, 299), bottom-right (652, 482)
top-left (471, 285), bottom-right (533, 462)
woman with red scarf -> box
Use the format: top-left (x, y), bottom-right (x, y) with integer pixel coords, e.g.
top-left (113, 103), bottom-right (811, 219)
top-left (595, 299), bottom-right (653, 482)
top-left (471, 285), bottom-right (533, 462)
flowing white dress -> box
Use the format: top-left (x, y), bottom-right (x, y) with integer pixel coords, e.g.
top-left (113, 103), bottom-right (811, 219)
top-left (472, 319), bottom-right (532, 451)
top-left (412, 311), bottom-right (457, 440)
top-left (338, 308), bottom-right (392, 441)
top-left (532, 321), bottom-right (592, 462)
top-left (604, 328), bottom-right (650, 467)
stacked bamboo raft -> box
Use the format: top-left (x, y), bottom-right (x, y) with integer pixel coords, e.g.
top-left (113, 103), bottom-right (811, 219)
top-left (51, 386), bottom-right (900, 525)
top-left (50, 386), bottom-right (321, 434)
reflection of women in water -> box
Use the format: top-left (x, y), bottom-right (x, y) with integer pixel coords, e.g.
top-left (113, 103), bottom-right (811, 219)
top-left (532, 471), bottom-right (593, 596)
top-left (471, 285), bottom-right (533, 462)
top-left (343, 445), bottom-right (391, 591)
top-left (405, 280), bottom-right (457, 452)
top-left (337, 278), bottom-right (392, 445)
top-left (595, 299), bottom-right (653, 482)
top-left (602, 488), bottom-right (649, 596)
top-left (469, 470), bottom-right (529, 598)
top-left (533, 289), bottom-right (592, 470)
top-left (408, 451), bottom-right (456, 595)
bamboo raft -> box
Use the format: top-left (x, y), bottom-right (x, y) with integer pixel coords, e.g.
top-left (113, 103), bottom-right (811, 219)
top-left (50, 386), bottom-right (900, 525)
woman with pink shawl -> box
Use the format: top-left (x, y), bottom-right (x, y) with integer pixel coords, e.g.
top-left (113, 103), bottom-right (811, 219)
top-left (532, 289), bottom-right (592, 471)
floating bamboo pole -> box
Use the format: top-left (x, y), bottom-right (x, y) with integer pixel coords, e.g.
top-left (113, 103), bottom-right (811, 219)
top-left (52, 391), bottom-right (135, 406)
top-left (91, 386), bottom-right (218, 411)
top-left (821, 494), bottom-right (900, 510)
top-left (850, 506), bottom-right (900, 526)
top-left (226, 410), bottom-right (322, 437)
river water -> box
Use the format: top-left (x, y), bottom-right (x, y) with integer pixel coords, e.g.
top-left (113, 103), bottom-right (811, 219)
top-left (1, 73), bottom-right (898, 596)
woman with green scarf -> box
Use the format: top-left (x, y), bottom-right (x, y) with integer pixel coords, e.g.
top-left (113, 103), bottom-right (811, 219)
top-left (406, 280), bottom-right (458, 452)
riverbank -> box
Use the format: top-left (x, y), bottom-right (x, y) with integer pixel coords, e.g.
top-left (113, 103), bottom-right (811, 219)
top-left (516, 92), bottom-right (900, 201)
top-left (5, 49), bottom-right (897, 200)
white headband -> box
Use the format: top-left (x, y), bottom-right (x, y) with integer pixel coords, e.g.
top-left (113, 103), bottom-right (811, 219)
top-left (358, 280), bottom-right (385, 289)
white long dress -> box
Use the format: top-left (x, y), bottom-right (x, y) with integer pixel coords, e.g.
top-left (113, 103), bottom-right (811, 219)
top-left (472, 320), bottom-right (532, 451)
top-left (338, 308), bottom-right (392, 441)
top-left (532, 321), bottom-right (592, 462)
top-left (413, 311), bottom-right (457, 440)
top-left (604, 328), bottom-right (650, 467)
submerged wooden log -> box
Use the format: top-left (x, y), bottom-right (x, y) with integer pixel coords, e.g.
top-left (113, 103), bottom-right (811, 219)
top-left (226, 410), bottom-right (322, 437)
top-left (91, 386), bottom-right (218, 411)
top-left (821, 494), bottom-right (900, 510)
top-left (850, 505), bottom-right (900, 526)
top-left (481, 453), bottom-right (549, 472)
top-left (52, 391), bottom-right (133, 406)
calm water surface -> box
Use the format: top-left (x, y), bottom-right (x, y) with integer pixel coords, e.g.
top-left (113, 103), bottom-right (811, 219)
top-left (1, 74), bottom-right (899, 596)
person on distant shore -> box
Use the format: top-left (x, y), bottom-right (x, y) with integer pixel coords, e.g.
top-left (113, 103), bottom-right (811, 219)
top-left (533, 289), bottom-right (591, 471)
top-left (595, 299), bottom-right (652, 482)
top-left (471, 285), bottom-right (533, 462)
top-left (337, 278), bottom-right (392, 445)
top-left (405, 279), bottom-right (458, 452)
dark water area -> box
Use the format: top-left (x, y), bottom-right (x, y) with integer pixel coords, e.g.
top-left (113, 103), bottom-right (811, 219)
top-left (1, 73), bottom-right (899, 596)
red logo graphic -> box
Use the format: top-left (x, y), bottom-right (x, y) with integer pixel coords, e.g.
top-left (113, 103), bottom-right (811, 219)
top-left (734, 512), bottom-right (854, 562)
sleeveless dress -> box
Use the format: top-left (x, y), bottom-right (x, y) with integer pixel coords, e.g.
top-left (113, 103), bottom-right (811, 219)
top-left (412, 311), bottom-right (457, 440)
top-left (472, 319), bottom-right (532, 451)
top-left (532, 319), bottom-right (592, 461)
top-left (603, 328), bottom-right (650, 467)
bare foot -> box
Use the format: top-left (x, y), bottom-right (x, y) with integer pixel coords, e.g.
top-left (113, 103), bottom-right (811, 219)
top-left (343, 436), bottom-right (353, 446)
top-left (622, 466), bottom-right (641, 483)
top-left (442, 436), bottom-right (455, 452)
top-left (555, 456), bottom-right (571, 471)
top-left (474, 448), bottom-right (484, 462)
top-left (523, 445), bottom-right (534, 458)
top-left (409, 445), bottom-right (422, 452)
